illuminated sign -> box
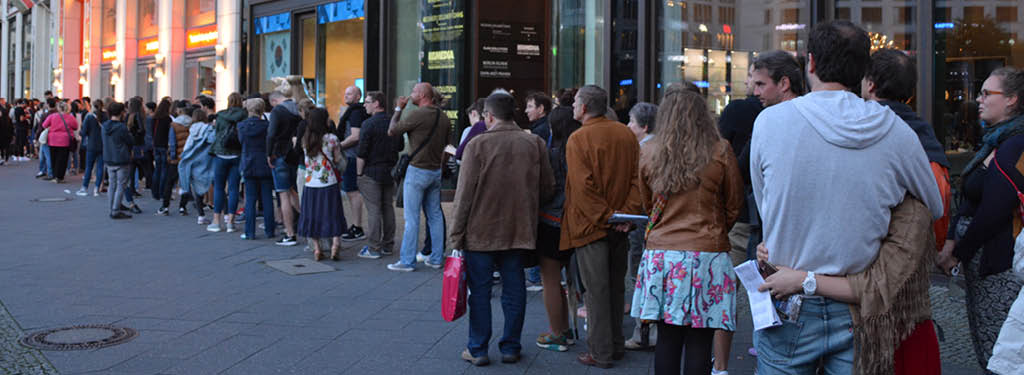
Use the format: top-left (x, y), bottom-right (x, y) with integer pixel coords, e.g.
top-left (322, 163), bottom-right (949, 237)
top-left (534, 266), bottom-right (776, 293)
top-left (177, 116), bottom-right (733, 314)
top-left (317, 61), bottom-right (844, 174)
top-left (775, 23), bottom-right (806, 31)
top-left (186, 25), bottom-right (218, 49)
top-left (101, 47), bottom-right (116, 62)
top-left (934, 22), bottom-right (955, 30)
top-left (138, 38), bottom-right (159, 57)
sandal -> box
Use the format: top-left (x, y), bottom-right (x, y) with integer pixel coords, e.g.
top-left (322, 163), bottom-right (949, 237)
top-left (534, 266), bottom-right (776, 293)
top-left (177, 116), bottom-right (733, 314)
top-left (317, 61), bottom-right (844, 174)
top-left (330, 248), bottom-right (340, 261)
top-left (313, 250), bottom-right (324, 261)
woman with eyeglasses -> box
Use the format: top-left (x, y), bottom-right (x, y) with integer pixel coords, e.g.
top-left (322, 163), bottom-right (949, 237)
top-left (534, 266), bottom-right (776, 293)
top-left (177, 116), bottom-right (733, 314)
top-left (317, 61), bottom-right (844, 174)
top-left (937, 66), bottom-right (1024, 372)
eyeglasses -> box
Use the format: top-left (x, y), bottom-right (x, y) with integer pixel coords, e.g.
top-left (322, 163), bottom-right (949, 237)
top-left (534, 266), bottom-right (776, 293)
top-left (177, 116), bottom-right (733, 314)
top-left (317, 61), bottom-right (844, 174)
top-left (979, 89), bottom-right (1004, 98)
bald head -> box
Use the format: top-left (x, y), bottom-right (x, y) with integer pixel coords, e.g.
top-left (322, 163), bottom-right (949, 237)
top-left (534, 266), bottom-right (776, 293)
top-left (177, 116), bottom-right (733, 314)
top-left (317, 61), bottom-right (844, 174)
top-left (345, 85), bottom-right (362, 106)
top-left (412, 82), bottom-right (434, 107)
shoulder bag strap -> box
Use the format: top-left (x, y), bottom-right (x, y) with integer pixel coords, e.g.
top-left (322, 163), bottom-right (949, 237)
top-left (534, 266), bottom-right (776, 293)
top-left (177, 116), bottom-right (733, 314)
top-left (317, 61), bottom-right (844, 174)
top-left (407, 108), bottom-right (441, 160)
top-left (644, 193), bottom-right (668, 241)
top-left (994, 148), bottom-right (1024, 221)
top-left (58, 114), bottom-right (72, 140)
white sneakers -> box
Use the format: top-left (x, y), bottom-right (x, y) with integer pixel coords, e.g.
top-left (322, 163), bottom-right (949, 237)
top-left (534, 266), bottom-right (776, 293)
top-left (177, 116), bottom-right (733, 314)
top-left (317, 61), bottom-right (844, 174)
top-left (197, 215), bottom-right (210, 225)
top-left (206, 223), bottom-right (222, 232)
top-left (75, 188), bottom-right (88, 196)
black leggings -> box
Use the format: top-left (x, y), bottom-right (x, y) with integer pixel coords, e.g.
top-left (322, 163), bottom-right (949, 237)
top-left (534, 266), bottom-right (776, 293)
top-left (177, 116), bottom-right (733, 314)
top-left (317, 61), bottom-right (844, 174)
top-left (655, 323), bottom-right (714, 375)
top-left (50, 146), bottom-right (70, 180)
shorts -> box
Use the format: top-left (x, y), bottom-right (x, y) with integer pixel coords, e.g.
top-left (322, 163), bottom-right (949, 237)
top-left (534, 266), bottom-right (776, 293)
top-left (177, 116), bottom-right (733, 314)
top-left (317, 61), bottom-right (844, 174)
top-left (341, 157), bottom-right (358, 192)
top-left (272, 157), bottom-right (297, 192)
top-left (536, 223), bottom-right (572, 262)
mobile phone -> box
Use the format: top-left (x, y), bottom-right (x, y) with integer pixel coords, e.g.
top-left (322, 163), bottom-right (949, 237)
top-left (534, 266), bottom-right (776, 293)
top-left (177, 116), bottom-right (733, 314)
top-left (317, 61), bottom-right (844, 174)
top-left (758, 260), bottom-right (779, 279)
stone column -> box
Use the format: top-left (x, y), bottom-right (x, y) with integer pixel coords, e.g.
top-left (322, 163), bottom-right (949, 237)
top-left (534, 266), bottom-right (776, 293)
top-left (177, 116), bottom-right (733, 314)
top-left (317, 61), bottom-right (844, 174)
top-left (114, 0), bottom-right (137, 101)
top-left (216, 0), bottom-right (241, 109)
top-left (13, 11), bottom-right (22, 99)
top-left (30, 5), bottom-right (51, 98)
top-left (61, 0), bottom-right (83, 99)
top-left (1, 0), bottom-right (9, 100)
top-left (87, 0), bottom-right (103, 99)
top-left (157, 0), bottom-right (185, 99)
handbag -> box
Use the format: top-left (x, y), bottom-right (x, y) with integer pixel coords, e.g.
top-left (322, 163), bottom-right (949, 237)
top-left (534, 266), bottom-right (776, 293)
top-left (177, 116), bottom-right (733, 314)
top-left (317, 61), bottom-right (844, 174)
top-left (392, 108), bottom-right (441, 181)
top-left (37, 127), bottom-right (49, 145)
top-left (441, 249), bottom-right (468, 322)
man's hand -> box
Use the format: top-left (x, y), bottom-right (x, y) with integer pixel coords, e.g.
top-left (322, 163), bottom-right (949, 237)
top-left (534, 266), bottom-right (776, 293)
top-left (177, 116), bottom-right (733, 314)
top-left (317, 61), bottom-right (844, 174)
top-left (396, 96), bottom-right (409, 110)
top-left (267, 157), bottom-right (275, 169)
top-left (758, 266), bottom-right (805, 298)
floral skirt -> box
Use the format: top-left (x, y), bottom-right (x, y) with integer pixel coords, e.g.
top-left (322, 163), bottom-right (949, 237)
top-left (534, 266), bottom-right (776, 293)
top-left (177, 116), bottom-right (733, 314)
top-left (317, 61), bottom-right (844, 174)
top-left (630, 250), bottom-right (737, 331)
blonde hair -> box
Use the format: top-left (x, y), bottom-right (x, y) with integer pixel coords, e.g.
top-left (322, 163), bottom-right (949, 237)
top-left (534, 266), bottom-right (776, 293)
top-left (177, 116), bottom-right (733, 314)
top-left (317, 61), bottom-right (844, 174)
top-left (243, 98), bottom-right (265, 117)
top-left (647, 90), bottom-right (722, 195)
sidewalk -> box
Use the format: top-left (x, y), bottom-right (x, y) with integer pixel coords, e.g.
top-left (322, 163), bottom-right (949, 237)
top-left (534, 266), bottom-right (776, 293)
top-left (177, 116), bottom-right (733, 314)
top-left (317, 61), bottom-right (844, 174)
top-left (0, 160), bottom-right (981, 374)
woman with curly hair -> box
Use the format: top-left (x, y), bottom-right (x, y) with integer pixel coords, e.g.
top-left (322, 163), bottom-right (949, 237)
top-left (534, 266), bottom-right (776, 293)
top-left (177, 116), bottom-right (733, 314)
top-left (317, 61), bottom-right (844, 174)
top-left (630, 90), bottom-right (743, 375)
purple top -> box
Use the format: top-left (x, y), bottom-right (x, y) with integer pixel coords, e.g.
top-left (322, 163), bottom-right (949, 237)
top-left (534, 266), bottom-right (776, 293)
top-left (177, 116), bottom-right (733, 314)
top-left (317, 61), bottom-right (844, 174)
top-left (456, 121), bottom-right (487, 160)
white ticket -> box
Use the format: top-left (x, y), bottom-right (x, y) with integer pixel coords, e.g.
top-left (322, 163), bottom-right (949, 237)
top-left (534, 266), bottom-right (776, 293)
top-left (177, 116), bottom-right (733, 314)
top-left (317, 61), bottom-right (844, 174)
top-left (734, 260), bottom-right (783, 331)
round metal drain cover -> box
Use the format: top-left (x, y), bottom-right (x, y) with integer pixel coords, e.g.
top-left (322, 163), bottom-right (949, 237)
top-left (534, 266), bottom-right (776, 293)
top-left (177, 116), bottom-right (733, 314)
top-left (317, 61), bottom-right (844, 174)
top-left (31, 197), bottom-right (72, 202)
top-left (20, 324), bottom-right (138, 351)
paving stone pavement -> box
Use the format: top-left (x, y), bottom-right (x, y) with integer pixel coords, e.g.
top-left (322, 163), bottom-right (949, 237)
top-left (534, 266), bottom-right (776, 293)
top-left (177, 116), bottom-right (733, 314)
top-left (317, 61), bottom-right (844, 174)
top-left (0, 161), bottom-right (984, 374)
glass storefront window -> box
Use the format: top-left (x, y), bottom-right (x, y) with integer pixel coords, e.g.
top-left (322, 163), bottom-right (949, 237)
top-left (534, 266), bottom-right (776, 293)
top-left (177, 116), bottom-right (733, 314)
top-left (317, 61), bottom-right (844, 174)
top-left (318, 0), bottom-right (365, 124)
top-left (100, 68), bottom-right (111, 99)
top-left (139, 0), bottom-right (159, 38)
top-left (101, 0), bottom-right (116, 47)
top-left (136, 63), bottom-right (157, 102)
top-left (187, 0), bottom-right (217, 28)
top-left (610, 0), bottom-right (638, 122)
top-left (186, 57), bottom-right (216, 98)
top-left (388, 0), bottom-right (465, 140)
top-left (656, 0), bottom-right (806, 114)
top-left (254, 12), bottom-right (291, 94)
top-left (551, 0), bottom-right (606, 92)
top-left (934, 1), bottom-right (1024, 171)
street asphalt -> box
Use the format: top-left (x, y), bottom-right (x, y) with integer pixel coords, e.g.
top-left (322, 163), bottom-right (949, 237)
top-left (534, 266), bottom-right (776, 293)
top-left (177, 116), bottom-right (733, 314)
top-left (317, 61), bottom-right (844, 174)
top-left (0, 160), bottom-right (982, 374)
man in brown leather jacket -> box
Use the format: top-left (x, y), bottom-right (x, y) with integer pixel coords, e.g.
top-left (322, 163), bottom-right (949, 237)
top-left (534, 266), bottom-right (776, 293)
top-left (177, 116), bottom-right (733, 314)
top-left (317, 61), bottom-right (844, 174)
top-left (450, 90), bottom-right (555, 366)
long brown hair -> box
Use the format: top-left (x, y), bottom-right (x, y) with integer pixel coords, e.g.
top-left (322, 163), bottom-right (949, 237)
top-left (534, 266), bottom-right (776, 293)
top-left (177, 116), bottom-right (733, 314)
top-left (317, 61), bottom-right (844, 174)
top-left (648, 90), bottom-right (722, 195)
top-left (303, 107), bottom-right (330, 158)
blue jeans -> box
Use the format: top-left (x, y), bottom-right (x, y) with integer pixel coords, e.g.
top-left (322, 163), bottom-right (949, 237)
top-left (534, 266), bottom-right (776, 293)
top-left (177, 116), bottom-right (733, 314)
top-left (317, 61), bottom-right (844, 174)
top-left (465, 249), bottom-right (526, 357)
top-left (244, 177), bottom-right (275, 239)
top-left (399, 166), bottom-right (444, 267)
top-left (213, 157), bottom-right (241, 215)
top-left (82, 150), bottom-right (104, 189)
top-left (38, 144), bottom-right (51, 176)
top-left (755, 296), bottom-right (854, 375)
top-left (152, 148), bottom-right (168, 200)
top-left (420, 201), bottom-right (447, 255)
top-left (272, 157), bottom-right (297, 192)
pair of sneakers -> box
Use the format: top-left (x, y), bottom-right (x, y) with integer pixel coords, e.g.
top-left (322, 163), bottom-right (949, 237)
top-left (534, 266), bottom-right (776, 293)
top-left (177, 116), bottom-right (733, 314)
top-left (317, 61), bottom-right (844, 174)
top-left (341, 225), bottom-right (365, 241)
top-left (536, 330), bottom-right (576, 352)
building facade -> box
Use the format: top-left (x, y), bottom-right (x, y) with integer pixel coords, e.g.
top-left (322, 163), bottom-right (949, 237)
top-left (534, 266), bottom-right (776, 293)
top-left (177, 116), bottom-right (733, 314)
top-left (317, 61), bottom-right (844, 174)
top-left (1, 0), bottom-right (1021, 166)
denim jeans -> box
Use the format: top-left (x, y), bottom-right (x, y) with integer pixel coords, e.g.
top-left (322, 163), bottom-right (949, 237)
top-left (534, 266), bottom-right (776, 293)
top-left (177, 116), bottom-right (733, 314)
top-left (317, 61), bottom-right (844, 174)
top-left (212, 157), bottom-right (241, 215)
top-left (244, 177), bottom-right (276, 238)
top-left (152, 148), bottom-right (168, 200)
top-left (83, 151), bottom-right (103, 189)
top-left (465, 249), bottom-right (526, 357)
top-left (755, 296), bottom-right (854, 375)
top-left (38, 144), bottom-right (51, 176)
top-left (420, 201), bottom-right (447, 255)
top-left (106, 165), bottom-right (130, 212)
top-left (399, 166), bottom-right (444, 267)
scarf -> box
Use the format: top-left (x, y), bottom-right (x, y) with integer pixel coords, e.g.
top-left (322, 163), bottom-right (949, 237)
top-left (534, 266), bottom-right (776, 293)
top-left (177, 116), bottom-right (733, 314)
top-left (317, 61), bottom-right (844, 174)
top-left (848, 196), bottom-right (935, 375)
top-left (962, 115), bottom-right (1024, 179)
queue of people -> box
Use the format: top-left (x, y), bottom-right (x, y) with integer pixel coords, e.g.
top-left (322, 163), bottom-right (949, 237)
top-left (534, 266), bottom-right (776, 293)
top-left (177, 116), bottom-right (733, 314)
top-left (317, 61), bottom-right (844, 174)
top-left (3, 19), bottom-right (1023, 375)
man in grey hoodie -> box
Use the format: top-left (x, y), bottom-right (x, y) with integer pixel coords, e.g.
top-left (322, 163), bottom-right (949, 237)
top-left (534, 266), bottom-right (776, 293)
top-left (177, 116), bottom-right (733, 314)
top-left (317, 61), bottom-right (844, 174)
top-left (749, 21), bottom-right (943, 374)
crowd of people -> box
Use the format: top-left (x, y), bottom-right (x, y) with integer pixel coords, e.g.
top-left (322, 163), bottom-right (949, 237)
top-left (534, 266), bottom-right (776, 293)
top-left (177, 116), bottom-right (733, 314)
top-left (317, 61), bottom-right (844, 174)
top-left (1, 19), bottom-right (1022, 375)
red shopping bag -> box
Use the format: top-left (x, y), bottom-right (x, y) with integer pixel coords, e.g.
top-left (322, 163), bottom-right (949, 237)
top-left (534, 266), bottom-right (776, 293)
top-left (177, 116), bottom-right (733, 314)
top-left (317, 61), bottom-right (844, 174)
top-left (441, 250), bottom-right (467, 322)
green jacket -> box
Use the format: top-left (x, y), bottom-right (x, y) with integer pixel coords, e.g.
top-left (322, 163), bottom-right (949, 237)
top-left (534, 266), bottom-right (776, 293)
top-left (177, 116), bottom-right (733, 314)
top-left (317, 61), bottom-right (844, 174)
top-left (209, 107), bottom-right (247, 157)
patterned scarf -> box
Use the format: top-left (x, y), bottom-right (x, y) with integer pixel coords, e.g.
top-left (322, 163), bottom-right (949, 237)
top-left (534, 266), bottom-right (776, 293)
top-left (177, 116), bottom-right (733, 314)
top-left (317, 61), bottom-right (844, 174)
top-left (962, 115), bottom-right (1024, 179)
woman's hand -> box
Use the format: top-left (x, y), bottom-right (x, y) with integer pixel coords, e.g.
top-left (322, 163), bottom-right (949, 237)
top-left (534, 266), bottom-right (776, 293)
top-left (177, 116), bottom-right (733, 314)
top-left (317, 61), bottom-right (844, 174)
top-left (757, 242), bottom-right (769, 263)
top-left (758, 266), bottom-right (805, 298)
top-left (937, 240), bottom-right (958, 275)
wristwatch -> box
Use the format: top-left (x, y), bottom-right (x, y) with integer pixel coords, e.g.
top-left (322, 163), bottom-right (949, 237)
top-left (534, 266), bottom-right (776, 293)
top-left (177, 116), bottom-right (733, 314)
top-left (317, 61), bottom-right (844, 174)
top-left (802, 271), bottom-right (817, 296)
top-left (394, 106), bottom-right (402, 112)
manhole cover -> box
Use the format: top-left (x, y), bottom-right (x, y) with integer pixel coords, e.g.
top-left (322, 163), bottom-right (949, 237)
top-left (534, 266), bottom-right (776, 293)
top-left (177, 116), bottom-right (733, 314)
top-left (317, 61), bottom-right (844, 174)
top-left (19, 324), bottom-right (138, 351)
top-left (265, 258), bottom-right (336, 275)
top-left (31, 197), bottom-right (72, 202)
